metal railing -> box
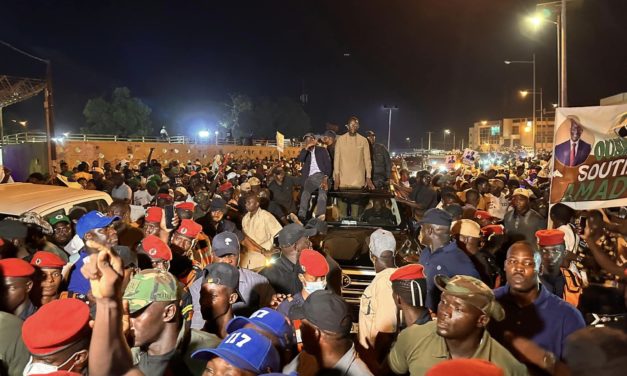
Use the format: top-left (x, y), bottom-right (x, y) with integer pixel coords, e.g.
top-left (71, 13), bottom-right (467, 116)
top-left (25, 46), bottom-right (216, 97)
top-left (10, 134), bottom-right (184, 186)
top-left (1, 131), bottom-right (304, 148)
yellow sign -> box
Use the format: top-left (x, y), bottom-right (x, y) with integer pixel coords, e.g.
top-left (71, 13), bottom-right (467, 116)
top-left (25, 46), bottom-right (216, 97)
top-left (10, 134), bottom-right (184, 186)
top-left (276, 131), bottom-right (285, 153)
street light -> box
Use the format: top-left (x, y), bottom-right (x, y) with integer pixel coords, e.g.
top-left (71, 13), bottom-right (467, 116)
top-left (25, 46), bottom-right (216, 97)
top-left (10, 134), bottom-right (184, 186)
top-left (520, 88), bottom-right (544, 150)
top-left (198, 130), bottom-right (210, 139)
top-left (214, 130), bottom-right (219, 145)
top-left (405, 137), bottom-right (410, 149)
top-left (11, 119), bottom-right (28, 127)
top-left (525, 1), bottom-right (567, 107)
top-left (504, 54), bottom-right (536, 155)
top-left (444, 129), bottom-right (450, 150)
top-left (383, 105), bottom-right (399, 151)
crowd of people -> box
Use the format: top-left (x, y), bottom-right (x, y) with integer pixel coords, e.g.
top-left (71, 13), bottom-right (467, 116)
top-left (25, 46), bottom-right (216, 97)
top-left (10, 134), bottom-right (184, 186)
top-left (0, 115), bottom-right (626, 376)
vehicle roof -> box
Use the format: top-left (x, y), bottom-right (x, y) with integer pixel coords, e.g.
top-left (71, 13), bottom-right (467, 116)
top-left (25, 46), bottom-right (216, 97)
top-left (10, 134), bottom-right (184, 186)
top-left (0, 183), bottom-right (111, 216)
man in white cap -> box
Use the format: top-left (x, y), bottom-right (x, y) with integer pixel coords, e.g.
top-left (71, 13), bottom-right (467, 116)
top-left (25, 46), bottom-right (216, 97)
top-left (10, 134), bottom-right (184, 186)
top-left (359, 228), bottom-right (398, 349)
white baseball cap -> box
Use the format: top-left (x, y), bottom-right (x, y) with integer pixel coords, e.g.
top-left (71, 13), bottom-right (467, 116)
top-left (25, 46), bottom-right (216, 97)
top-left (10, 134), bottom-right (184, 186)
top-left (369, 228), bottom-right (397, 257)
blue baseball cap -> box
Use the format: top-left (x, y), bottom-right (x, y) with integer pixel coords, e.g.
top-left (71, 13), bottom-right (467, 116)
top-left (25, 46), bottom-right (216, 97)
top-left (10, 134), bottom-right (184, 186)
top-left (75, 211), bottom-right (119, 238)
top-left (192, 328), bottom-right (280, 374)
top-left (419, 208), bottom-right (453, 227)
top-left (226, 308), bottom-right (295, 348)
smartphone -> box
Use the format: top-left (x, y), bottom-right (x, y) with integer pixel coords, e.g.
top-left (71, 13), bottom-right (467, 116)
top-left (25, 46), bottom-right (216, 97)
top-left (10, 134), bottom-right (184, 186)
top-left (164, 205), bottom-right (175, 230)
top-left (578, 216), bottom-right (587, 235)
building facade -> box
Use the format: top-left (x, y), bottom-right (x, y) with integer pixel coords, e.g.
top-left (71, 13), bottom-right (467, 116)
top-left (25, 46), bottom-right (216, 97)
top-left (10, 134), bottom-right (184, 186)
top-left (467, 117), bottom-right (554, 153)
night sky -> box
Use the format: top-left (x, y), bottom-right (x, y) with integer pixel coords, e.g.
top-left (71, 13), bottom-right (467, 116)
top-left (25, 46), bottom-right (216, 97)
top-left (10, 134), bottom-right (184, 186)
top-left (1, 0), bottom-right (626, 149)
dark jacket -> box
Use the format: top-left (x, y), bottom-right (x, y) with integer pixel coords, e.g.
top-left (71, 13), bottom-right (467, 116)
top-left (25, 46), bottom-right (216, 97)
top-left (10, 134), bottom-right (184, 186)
top-left (297, 146), bottom-right (332, 183)
top-left (554, 139), bottom-right (592, 167)
top-left (370, 143), bottom-right (392, 179)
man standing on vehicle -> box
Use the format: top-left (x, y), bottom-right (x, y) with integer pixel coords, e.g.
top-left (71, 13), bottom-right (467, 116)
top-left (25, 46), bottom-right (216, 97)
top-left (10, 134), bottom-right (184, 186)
top-left (365, 131), bottom-right (392, 190)
top-left (297, 133), bottom-right (331, 222)
top-left (333, 116), bottom-right (374, 191)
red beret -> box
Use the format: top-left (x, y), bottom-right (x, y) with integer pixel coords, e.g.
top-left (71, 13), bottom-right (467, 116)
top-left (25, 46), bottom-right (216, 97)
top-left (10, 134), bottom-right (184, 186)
top-left (176, 219), bottom-right (202, 238)
top-left (0, 258), bottom-right (35, 278)
top-left (157, 193), bottom-right (172, 200)
top-left (22, 298), bottom-right (90, 355)
top-left (145, 207), bottom-right (163, 223)
top-left (175, 202), bottom-right (195, 211)
top-left (142, 235), bottom-right (172, 261)
top-left (30, 251), bottom-right (66, 268)
top-left (390, 264), bottom-right (426, 281)
top-left (219, 182), bottom-right (233, 193)
top-left (474, 210), bottom-right (493, 220)
top-left (536, 229), bottom-right (565, 246)
top-left (481, 224), bottom-right (504, 236)
top-left (426, 359), bottom-right (504, 376)
top-left (299, 249), bottom-right (329, 277)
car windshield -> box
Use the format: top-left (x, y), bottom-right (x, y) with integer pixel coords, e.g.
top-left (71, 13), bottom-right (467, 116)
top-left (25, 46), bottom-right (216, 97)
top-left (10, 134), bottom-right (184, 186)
top-left (326, 193), bottom-right (401, 228)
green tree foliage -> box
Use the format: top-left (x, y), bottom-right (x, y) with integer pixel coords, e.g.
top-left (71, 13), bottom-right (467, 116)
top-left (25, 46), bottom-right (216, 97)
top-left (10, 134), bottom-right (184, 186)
top-left (82, 87), bottom-right (153, 136)
top-left (219, 93), bottom-right (252, 133)
top-left (238, 96), bottom-right (311, 138)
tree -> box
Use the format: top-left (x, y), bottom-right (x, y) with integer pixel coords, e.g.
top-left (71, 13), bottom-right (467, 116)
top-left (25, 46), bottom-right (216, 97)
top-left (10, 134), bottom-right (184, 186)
top-left (220, 93), bottom-right (252, 135)
top-left (82, 87), bottom-right (153, 136)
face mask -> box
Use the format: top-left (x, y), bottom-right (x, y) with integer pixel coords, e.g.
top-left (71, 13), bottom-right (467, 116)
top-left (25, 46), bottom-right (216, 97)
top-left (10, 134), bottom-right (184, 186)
top-left (303, 280), bottom-right (326, 294)
top-left (23, 350), bottom-right (85, 376)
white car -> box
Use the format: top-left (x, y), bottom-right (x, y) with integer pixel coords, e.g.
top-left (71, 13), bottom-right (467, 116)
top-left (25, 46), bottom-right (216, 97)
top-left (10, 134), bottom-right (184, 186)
top-left (0, 183), bottom-right (112, 221)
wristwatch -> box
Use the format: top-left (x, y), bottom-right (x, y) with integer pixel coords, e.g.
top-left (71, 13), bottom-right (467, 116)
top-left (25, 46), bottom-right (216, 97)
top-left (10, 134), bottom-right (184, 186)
top-left (543, 351), bottom-right (556, 372)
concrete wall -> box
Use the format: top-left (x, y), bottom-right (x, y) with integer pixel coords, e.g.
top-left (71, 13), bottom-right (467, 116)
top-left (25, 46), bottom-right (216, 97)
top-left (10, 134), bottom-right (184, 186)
top-left (55, 141), bottom-right (302, 168)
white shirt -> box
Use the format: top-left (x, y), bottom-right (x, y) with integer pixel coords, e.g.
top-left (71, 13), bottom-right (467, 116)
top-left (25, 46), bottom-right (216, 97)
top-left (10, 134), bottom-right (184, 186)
top-left (557, 224), bottom-right (577, 254)
top-left (486, 192), bottom-right (509, 220)
top-left (309, 149), bottom-right (321, 176)
top-left (133, 189), bottom-right (153, 206)
top-left (111, 183), bottom-right (132, 201)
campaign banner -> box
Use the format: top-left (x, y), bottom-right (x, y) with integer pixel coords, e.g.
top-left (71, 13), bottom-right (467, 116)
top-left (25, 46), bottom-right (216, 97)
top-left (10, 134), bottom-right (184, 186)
top-left (276, 131), bottom-right (285, 153)
top-left (550, 104), bottom-right (627, 210)
top-left (461, 149), bottom-right (477, 166)
top-left (445, 154), bottom-right (456, 167)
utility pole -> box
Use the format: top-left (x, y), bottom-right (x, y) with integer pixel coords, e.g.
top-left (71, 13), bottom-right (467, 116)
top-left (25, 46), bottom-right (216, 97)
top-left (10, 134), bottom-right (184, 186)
top-left (0, 40), bottom-right (55, 173)
top-left (44, 62), bottom-right (56, 174)
top-left (461, 138), bottom-right (464, 150)
top-left (383, 105), bottom-right (398, 151)
top-left (427, 132), bottom-right (433, 151)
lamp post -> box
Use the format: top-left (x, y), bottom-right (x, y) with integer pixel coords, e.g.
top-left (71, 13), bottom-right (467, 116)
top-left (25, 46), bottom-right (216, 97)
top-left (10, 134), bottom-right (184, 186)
top-left (520, 88), bottom-right (543, 153)
top-left (527, 1), bottom-right (567, 107)
top-left (505, 54), bottom-right (536, 155)
top-left (1, 40), bottom-right (55, 173)
top-left (405, 137), bottom-right (410, 149)
top-left (427, 132), bottom-right (432, 151)
top-left (444, 129), bottom-right (451, 150)
top-left (383, 105), bottom-right (398, 150)
top-left (214, 130), bottom-right (219, 145)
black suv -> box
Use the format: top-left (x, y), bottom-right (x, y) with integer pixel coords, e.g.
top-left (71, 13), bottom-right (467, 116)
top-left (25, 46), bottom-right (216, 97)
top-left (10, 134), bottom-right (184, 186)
top-left (319, 190), bottom-right (420, 320)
